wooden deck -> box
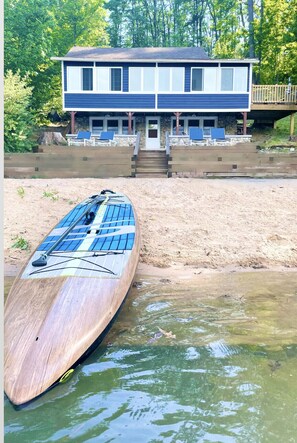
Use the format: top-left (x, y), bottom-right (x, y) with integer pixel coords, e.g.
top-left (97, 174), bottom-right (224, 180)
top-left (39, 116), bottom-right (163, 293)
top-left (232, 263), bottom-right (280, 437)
top-left (252, 85), bottom-right (297, 106)
top-left (250, 84), bottom-right (297, 125)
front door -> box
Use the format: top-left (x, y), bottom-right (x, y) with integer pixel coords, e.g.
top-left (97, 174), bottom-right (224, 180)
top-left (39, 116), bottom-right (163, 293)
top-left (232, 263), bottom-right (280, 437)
top-left (145, 117), bottom-right (160, 149)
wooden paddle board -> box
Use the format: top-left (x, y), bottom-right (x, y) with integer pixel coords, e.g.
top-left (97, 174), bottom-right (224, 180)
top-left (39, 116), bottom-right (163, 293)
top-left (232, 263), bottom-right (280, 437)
top-left (4, 190), bottom-right (140, 406)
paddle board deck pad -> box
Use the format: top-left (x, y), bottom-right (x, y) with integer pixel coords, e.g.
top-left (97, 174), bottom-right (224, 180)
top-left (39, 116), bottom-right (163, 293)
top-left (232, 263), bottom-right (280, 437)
top-left (4, 190), bottom-right (140, 406)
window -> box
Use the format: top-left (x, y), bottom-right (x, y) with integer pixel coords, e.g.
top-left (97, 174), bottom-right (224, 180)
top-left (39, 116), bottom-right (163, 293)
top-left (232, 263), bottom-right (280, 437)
top-left (107, 119), bottom-right (119, 134)
top-left (111, 69), bottom-right (122, 91)
top-left (95, 67), bottom-right (122, 92)
top-left (122, 119), bottom-right (134, 135)
top-left (158, 67), bottom-right (184, 92)
top-left (67, 67), bottom-right (93, 91)
top-left (233, 67), bottom-right (248, 91)
top-left (192, 69), bottom-right (203, 91)
top-left (171, 116), bottom-right (217, 136)
top-left (202, 119), bottom-right (215, 136)
top-left (188, 119), bottom-right (200, 129)
top-left (221, 67), bottom-right (248, 91)
top-left (90, 117), bottom-right (135, 135)
top-left (172, 119), bottom-right (185, 135)
top-left (221, 68), bottom-right (233, 91)
top-left (91, 119), bottom-right (104, 135)
top-left (191, 67), bottom-right (217, 92)
top-left (82, 68), bottom-right (93, 91)
top-left (129, 67), bottom-right (155, 92)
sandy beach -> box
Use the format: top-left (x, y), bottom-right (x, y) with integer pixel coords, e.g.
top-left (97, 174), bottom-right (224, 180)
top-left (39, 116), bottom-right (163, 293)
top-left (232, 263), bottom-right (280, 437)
top-left (4, 178), bottom-right (297, 279)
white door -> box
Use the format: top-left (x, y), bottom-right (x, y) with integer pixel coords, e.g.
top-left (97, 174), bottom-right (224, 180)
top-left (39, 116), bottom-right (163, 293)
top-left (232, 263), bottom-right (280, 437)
top-left (145, 117), bottom-right (160, 149)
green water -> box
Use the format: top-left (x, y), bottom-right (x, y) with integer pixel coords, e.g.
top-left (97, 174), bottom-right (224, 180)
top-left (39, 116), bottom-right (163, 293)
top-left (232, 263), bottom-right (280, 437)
top-left (4, 272), bottom-right (297, 443)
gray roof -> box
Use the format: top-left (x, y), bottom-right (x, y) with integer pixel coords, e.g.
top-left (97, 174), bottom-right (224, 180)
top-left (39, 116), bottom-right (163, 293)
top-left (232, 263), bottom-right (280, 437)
top-left (60, 46), bottom-right (210, 61)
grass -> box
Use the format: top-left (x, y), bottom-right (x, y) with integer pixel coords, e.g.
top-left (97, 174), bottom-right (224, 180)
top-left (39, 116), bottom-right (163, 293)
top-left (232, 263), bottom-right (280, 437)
top-left (11, 236), bottom-right (30, 250)
top-left (42, 190), bottom-right (59, 201)
top-left (17, 186), bottom-right (25, 198)
top-left (251, 116), bottom-right (297, 151)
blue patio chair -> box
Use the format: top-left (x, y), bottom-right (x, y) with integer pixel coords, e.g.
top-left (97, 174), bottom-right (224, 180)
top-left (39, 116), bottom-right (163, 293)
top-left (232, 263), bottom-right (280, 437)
top-left (68, 131), bottom-right (93, 146)
top-left (210, 128), bottom-right (228, 144)
top-left (189, 127), bottom-right (207, 145)
top-left (96, 131), bottom-right (116, 145)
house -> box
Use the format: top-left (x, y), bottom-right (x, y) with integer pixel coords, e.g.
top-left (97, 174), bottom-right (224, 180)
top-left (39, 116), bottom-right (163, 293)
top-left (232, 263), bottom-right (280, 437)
top-left (52, 46), bottom-right (257, 150)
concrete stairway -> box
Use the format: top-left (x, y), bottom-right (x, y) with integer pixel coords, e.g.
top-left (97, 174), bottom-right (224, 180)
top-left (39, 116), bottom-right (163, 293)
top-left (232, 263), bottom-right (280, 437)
top-left (134, 150), bottom-right (168, 177)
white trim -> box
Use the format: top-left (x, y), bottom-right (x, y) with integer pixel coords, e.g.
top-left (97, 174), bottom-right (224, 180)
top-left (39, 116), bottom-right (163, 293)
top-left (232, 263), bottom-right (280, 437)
top-left (249, 64), bottom-right (253, 109)
top-left (64, 107), bottom-right (251, 113)
top-left (53, 56), bottom-right (259, 64)
top-left (64, 90), bottom-right (248, 95)
top-left (62, 62), bottom-right (65, 109)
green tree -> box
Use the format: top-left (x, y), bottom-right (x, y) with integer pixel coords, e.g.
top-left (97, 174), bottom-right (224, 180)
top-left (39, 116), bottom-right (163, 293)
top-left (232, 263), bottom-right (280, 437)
top-left (4, 0), bottom-right (109, 121)
top-left (4, 71), bottom-right (36, 152)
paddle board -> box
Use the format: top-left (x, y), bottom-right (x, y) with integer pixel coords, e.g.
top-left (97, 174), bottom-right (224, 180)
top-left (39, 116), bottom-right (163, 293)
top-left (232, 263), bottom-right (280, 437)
top-left (4, 190), bottom-right (140, 406)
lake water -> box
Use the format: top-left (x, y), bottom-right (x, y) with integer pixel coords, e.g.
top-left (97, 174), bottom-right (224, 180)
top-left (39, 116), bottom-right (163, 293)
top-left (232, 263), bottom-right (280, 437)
top-left (4, 271), bottom-right (297, 443)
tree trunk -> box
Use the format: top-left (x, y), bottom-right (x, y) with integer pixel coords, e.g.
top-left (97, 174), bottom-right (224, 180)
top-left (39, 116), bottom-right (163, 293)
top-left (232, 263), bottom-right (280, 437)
top-left (38, 132), bottom-right (67, 145)
top-left (248, 0), bottom-right (255, 58)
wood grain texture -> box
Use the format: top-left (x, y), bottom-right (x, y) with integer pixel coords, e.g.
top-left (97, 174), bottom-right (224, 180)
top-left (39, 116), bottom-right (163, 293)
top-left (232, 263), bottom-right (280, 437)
top-left (4, 195), bottom-right (140, 406)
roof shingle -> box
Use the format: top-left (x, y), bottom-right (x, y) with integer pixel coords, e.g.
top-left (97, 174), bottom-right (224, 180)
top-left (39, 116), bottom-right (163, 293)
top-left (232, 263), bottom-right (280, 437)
top-left (64, 46), bottom-right (210, 61)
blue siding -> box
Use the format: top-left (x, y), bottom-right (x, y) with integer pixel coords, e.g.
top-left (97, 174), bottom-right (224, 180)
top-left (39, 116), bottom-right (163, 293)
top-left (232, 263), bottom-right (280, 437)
top-left (123, 67), bottom-right (129, 92)
top-left (158, 94), bottom-right (249, 109)
top-left (65, 93), bottom-right (155, 109)
top-left (185, 67), bottom-right (191, 92)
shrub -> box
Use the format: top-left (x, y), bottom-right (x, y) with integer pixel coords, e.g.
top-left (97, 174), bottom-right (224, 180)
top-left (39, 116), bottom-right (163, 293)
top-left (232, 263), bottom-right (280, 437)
top-left (4, 70), bottom-right (36, 152)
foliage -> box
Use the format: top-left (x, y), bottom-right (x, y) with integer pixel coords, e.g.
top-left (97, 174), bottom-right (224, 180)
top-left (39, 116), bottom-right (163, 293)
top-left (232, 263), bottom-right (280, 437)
top-left (4, 0), bottom-right (109, 122)
top-left (4, 0), bottom-right (297, 152)
top-left (106, 0), bottom-right (297, 83)
top-left (253, 0), bottom-right (297, 83)
top-left (252, 116), bottom-right (297, 150)
top-left (17, 187), bottom-right (25, 198)
top-left (42, 190), bottom-right (59, 201)
top-left (11, 236), bottom-right (30, 250)
top-left (4, 70), bottom-right (36, 152)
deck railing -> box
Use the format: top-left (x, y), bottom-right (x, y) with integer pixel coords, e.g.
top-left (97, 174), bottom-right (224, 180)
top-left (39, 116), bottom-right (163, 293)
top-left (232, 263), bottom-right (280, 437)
top-left (252, 85), bottom-right (297, 104)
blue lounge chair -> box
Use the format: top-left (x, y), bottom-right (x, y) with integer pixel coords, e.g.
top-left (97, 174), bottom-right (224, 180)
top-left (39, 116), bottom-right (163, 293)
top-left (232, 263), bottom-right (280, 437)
top-left (68, 131), bottom-right (93, 146)
top-left (96, 131), bottom-right (116, 145)
top-left (189, 127), bottom-right (207, 145)
top-left (210, 128), bottom-right (228, 144)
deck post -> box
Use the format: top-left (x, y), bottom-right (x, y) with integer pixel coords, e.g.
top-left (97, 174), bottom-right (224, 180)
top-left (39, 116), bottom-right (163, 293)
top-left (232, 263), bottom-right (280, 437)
top-left (174, 112), bottom-right (182, 135)
top-left (127, 112), bottom-right (134, 135)
top-left (70, 111), bottom-right (76, 134)
top-left (290, 113), bottom-right (295, 136)
top-left (242, 112), bottom-right (247, 135)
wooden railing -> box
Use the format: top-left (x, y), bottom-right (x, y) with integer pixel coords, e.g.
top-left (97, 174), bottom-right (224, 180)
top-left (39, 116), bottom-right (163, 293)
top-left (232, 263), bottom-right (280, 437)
top-left (252, 85), bottom-right (297, 104)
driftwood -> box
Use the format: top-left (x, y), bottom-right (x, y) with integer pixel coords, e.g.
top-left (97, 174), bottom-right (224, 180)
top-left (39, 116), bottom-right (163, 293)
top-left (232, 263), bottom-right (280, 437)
top-left (38, 131), bottom-right (67, 145)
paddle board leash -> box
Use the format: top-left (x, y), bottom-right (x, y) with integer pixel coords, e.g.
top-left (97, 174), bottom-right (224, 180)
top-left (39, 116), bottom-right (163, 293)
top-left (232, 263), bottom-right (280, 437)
top-left (32, 190), bottom-right (114, 267)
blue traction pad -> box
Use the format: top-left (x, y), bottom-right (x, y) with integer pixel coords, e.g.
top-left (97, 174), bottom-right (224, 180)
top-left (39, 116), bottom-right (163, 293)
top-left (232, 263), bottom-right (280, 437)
top-left (37, 203), bottom-right (135, 252)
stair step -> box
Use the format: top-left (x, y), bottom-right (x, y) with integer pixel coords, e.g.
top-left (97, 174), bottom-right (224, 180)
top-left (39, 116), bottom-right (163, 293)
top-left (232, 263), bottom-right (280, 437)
top-left (135, 150), bottom-right (168, 176)
top-left (136, 167), bottom-right (168, 172)
top-left (135, 173), bottom-right (168, 178)
top-left (136, 160), bottom-right (167, 166)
